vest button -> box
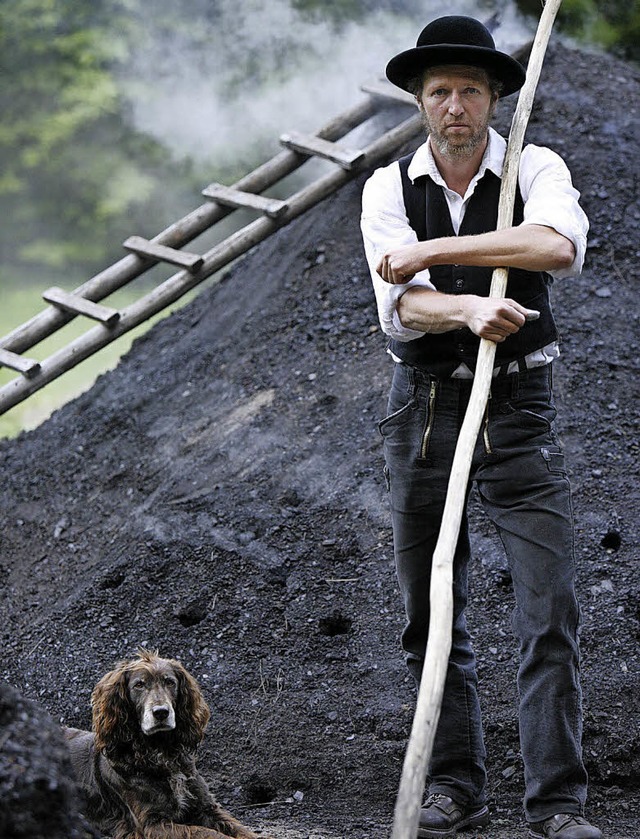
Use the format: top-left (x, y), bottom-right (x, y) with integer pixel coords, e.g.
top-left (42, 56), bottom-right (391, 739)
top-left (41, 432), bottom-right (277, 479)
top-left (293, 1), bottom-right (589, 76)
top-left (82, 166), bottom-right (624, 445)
top-left (455, 279), bottom-right (464, 289)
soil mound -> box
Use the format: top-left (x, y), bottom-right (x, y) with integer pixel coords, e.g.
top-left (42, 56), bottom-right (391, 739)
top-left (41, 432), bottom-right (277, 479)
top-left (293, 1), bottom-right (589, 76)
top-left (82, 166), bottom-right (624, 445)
top-left (1, 44), bottom-right (638, 838)
top-left (0, 683), bottom-right (98, 838)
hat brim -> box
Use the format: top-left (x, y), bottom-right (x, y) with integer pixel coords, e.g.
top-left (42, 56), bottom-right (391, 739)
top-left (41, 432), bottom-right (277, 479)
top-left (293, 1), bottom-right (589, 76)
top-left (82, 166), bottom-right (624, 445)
top-left (386, 44), bottom-right (526, 97)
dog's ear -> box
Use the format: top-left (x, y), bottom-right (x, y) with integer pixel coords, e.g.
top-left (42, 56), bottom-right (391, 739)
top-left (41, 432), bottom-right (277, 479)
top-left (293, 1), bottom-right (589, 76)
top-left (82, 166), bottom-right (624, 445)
top-left (173, 661), bottom-right (210, 750)
top-left (91, 662), bottom-right (137, 753)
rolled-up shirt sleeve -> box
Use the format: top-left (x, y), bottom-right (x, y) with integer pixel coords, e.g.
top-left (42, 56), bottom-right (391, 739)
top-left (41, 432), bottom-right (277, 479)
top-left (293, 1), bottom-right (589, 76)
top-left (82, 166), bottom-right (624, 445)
top-left (519, 144), bottom-right (589, 278)
top-left (361, 162), bottom-right (434, 342)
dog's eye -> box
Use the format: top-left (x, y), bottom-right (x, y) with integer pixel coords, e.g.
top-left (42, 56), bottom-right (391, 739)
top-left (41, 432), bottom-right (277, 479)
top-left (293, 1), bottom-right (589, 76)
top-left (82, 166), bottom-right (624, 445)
top-left (131, 679), bottom-right (146, 690)
top-left (164, 677), bottom-right (178, 690)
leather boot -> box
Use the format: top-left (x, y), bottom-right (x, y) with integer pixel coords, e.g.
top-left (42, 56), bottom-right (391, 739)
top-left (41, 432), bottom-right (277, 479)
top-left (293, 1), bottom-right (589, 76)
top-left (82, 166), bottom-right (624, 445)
top-left (418, 793), bottom-right (489, 838)
top-left (528, 813), bottom-right (603, 839)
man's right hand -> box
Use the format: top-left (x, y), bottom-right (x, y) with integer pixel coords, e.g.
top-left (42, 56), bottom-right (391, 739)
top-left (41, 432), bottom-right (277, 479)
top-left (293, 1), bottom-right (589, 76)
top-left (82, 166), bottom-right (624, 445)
top-left (396, 288), bottom-right (540, 340)
top-left (462, 296), bottom-right (534, 343)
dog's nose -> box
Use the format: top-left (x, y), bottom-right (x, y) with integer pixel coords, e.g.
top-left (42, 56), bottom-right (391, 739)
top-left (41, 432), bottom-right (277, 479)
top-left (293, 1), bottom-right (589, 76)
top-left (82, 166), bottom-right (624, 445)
top-left (152, 705), bottom-right (170, 721)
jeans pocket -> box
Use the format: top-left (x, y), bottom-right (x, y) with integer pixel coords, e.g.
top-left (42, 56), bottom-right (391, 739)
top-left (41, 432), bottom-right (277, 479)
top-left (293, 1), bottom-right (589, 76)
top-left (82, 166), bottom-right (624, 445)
top-left (496, 397), bottom-right (556, 433)
top-left (377, 398), bottom-right (417, 438)
top-left (516, 406), bottom-right (554, 431)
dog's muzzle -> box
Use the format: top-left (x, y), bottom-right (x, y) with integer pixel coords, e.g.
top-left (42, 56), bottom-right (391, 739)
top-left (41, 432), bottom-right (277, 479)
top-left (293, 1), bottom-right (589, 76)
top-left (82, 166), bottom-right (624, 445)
top-left (142, 703), bottom-right (176, 734)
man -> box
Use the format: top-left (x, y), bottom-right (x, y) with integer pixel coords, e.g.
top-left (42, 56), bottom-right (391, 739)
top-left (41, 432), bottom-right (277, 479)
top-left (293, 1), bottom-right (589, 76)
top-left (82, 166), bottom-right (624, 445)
top-left (360, 16), bottom-right (601, 839)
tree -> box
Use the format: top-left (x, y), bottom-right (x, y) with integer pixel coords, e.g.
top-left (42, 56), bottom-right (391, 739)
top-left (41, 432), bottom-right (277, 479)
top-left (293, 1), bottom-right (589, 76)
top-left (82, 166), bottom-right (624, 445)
top-left (516, 0), bottom-right (640, 63)
top-left (0, 0), bottom-right (194, 273)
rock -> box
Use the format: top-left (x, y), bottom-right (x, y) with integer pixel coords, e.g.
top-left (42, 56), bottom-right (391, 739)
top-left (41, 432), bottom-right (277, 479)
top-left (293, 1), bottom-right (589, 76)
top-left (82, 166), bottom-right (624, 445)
top-left (0, 683), bottom-right (97, 839)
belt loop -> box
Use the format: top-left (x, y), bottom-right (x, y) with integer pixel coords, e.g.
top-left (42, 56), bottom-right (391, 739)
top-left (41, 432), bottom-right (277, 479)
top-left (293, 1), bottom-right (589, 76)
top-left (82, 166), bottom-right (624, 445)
top-left (511, 372), bottom-right (520, 399)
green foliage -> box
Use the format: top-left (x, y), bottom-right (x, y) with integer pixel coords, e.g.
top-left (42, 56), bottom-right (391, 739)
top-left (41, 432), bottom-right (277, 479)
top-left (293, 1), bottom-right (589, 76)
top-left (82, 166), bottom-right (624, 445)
top-left (516, 0), bottom-right (640, 63)
top-left (0, 0), bottom-right (127, 164)
top-left (0, 0), bottom-right (197, 273)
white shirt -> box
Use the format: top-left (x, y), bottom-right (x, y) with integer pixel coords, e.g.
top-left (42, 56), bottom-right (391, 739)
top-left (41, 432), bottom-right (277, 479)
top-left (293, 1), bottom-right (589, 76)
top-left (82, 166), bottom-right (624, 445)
top-left (360, 127), bottom-right (589, 349)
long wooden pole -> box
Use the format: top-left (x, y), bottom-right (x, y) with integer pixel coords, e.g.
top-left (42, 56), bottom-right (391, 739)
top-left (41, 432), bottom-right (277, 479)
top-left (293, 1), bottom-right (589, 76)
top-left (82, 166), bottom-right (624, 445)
top-left (391, 3), bottom-right (564, 837)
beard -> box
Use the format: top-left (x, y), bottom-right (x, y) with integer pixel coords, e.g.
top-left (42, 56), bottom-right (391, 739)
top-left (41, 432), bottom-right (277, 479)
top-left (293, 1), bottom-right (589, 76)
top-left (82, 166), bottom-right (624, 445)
top-left (421, 107), bottom-right (493, 160)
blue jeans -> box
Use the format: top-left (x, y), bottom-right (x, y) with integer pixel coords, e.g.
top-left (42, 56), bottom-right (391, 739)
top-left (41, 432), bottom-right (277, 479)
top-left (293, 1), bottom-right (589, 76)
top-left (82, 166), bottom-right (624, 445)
top-left (379, 362), bottom-right (587, 823)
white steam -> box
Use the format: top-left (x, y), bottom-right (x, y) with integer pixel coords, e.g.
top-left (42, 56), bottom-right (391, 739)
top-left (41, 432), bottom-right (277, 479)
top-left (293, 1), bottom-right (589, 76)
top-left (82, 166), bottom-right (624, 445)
top-left (122, 0), bottom-right (534, 167)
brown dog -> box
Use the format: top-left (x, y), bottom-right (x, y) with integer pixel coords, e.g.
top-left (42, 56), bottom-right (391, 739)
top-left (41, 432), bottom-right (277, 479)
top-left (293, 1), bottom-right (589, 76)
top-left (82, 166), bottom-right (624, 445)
top-left (64, 649), bottom-right (262, 839)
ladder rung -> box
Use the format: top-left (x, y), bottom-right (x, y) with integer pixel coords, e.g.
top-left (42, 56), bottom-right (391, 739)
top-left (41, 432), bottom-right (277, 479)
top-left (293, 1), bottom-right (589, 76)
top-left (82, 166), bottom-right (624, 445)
top-left (123, 236), bottom-right (204, 272)
top-left (0, 348), bottom-right (41, 378)
top-left (42, 287), bottom-right (120, 327)
top-left (279, 131), bottom-right (365, 170)
top-left (361, 79), bottom-right (416, 106)
top-left (202, 183), bottom-right (289, 219)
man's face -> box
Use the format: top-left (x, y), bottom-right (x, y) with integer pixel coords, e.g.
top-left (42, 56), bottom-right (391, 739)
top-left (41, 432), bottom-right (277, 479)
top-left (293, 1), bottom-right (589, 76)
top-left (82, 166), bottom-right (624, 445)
top-left (418, 66), bottom-right (497, 160)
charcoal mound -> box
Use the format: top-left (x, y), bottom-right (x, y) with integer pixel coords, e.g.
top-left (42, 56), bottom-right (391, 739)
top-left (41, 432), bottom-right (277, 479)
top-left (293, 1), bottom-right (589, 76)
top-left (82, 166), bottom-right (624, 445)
top-left (0, 44), bottom-right (638, 838)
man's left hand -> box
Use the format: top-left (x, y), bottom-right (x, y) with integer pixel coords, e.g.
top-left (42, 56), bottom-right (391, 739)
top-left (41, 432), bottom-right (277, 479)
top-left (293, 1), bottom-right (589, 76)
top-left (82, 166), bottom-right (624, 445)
top-left (377, 243), bottom-right (430, 284)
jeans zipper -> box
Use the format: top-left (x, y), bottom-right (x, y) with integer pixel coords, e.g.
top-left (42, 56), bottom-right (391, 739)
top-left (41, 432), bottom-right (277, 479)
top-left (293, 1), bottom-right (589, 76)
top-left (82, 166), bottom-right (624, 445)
top-left (420, 380), bottom-right (438, 459)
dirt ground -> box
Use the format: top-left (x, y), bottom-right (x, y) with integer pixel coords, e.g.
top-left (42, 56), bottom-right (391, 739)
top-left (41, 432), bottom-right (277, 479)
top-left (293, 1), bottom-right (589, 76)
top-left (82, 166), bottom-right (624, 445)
top-left (0, 43), bottom-right (639, 839)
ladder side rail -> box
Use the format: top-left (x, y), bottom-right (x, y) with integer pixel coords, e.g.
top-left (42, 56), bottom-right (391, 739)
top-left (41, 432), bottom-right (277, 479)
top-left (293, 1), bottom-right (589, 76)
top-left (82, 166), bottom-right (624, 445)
top-left (360, 79), bottom-right (417, 106)
top-left (0, 111), bottom-right (422, 416)
top-left (0, 98), bottom-right (379, 359)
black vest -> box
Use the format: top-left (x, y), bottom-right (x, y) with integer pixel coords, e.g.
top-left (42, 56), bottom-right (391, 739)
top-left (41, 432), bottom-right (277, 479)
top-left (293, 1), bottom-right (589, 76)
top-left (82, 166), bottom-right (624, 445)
top-left (389, 151), bottom-right (558, 377)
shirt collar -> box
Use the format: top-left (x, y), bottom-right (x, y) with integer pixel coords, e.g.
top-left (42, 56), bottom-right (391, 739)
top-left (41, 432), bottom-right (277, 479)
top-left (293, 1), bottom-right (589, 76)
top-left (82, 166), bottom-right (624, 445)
top-left (407, 127), bottom-right (507, 190)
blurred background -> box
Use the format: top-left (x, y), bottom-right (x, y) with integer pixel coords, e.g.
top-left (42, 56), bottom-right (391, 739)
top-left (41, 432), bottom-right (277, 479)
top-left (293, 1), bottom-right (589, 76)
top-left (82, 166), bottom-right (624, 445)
top-left (1, 0), bottom-right (637, 436)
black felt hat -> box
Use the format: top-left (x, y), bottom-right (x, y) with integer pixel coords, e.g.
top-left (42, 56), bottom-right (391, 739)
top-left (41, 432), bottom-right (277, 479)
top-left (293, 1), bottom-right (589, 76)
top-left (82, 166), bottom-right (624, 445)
top-left (386, 15), bottom-right (526, 97)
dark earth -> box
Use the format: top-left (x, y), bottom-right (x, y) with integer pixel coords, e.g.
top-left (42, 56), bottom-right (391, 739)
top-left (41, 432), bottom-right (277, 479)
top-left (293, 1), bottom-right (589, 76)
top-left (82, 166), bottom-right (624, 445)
top-left (1, 42), bottom-right (639, 839)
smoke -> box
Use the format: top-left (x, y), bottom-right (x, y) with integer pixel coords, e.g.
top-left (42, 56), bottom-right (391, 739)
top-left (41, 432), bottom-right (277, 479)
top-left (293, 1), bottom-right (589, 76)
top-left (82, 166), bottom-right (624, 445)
top-left (122, 0), bottom-right (534, 168)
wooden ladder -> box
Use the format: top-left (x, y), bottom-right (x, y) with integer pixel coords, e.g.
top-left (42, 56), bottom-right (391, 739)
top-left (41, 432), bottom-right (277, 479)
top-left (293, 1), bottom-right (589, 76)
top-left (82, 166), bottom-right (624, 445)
top-left (0, 78), bottom-right (419, 418)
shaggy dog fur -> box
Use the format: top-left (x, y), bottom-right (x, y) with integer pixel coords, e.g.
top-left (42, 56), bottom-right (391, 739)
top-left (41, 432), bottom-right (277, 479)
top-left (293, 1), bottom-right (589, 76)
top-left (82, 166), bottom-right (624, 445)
top-left (64, 650), bottom-right (262, 839)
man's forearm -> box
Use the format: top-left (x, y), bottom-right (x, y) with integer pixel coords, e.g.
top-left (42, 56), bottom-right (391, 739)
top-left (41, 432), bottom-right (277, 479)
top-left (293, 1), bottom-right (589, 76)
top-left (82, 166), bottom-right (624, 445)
top-left (378, 224), bottom-right (576, 284)
top-left (397, 288), bottom-right (537, 344)
top-left (397, 289), bottom-right (469, 333)
top-left (424, 224), bottom-right (575, 270)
